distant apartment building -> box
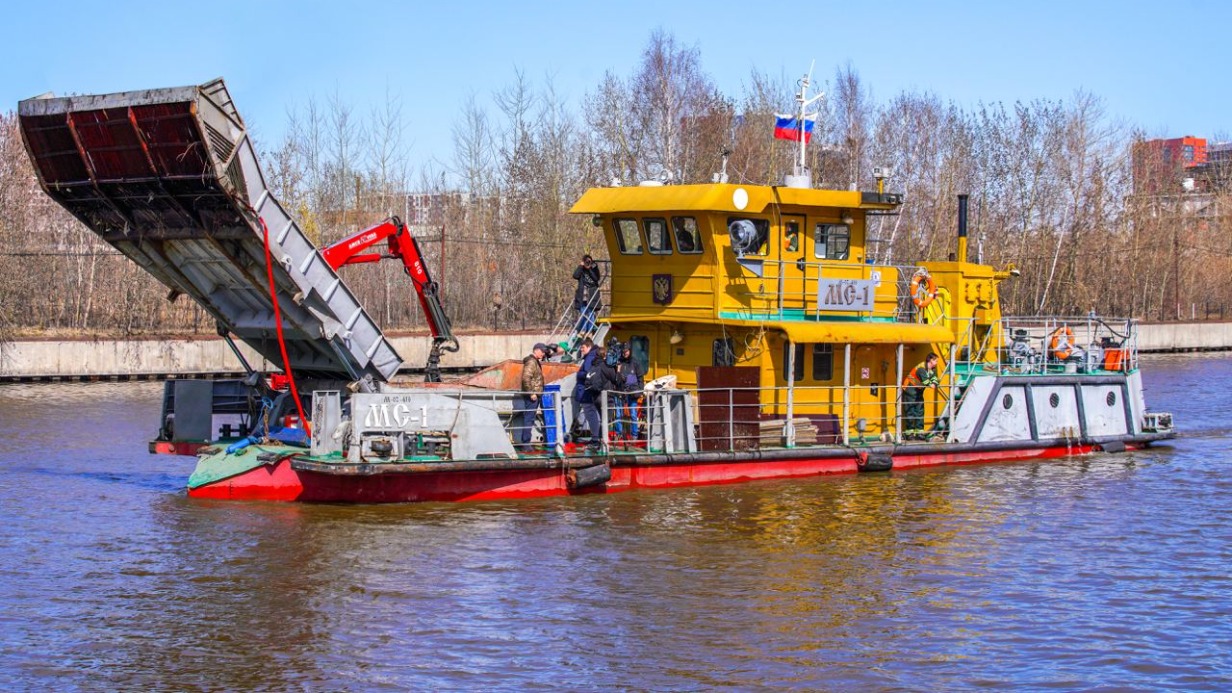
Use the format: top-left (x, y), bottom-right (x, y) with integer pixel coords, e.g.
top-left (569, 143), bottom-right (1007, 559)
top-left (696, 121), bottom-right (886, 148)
top-left (1209, 141), bottom-right (1232, 165)
top-left (1132, 136), bottom-right (1207, 195)
top-left (405, 191), bottom-right (535, 234)
top-left (1130, 135), bottom-right (1229, 233)
top-left (404, 192), bottom-right (469, 227)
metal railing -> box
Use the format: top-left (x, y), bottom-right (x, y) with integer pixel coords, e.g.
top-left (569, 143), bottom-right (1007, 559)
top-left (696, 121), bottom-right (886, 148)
top-left (374, 376), bottom-right (958, 458)
top-left (348, 311), bottom-right (1138, 462)
top-left (727, 259), bottom-right (939, 324)
top-left (546, 260), bottom-right (612, 358)
top-left (573, 382), bottom-right (952, 454)
top-left (973, 315), bottom-right (1138, 376)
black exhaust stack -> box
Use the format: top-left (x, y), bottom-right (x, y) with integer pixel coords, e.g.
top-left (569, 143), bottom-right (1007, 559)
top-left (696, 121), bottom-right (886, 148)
top-left (956, 194), bottom-right (969, 262)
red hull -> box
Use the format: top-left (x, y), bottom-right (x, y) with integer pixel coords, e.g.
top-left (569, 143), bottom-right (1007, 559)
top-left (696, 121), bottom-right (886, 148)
top-left (186, 443), bottom-right (1126, 503)
top-left (151, 440), bottom-right (208, 456)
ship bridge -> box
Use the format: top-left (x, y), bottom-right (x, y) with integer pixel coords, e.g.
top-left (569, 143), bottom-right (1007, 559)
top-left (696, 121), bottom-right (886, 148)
top-left (569, 182), bottom-right (918, 326)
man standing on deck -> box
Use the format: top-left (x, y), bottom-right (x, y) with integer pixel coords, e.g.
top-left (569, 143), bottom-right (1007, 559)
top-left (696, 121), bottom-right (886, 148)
top-left (581, 345), bottom-right (622, 451)
top-left (574, 338), bottom-right (601, 445)
top-left (573, 254), bottom-right (601, 337)
top-left (515, 343), bottom-right (547, 450)
top-left (615, 342), bottom-right (646, 440)
top-left (902, 353), bottom-right (940, 435)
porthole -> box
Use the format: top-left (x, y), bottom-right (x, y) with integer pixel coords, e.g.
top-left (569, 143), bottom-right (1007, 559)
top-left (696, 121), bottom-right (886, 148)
top-left (1106, 391), bottom-right (1117, 407)
top-left (1049, 393), bottom-right (1060, 408)
top-left (1002, 393), bottom-right (1013, 410)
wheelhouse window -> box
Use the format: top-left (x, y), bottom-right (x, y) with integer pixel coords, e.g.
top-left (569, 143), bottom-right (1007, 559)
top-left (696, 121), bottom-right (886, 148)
top-left (812, 344), bottom-right (833, 381)
top-left (713, 338), bottom-right (735, 367)
top-left (814, 223), bottom-right (850, 260)
top-left (727, 217), bottom-right (769, 256)
top-left (645, 218), bottom-right (671, 254)
top-left (783, 342), bottom-right (806, 382)
top-left (784, 221), bottom-right (801, 253)
top-left (672, 216), bottom-right (702, 253)
top-left (614, 218), bottom-right (644, 254)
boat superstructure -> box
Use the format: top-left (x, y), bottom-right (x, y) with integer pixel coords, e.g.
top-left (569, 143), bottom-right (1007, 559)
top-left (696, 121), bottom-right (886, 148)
top-left (18, 79), bottom-right (1174, 503)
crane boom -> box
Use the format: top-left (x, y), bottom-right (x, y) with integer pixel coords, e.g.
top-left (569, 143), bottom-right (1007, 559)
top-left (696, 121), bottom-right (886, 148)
top-left (322, 217), bottom-right (459, 382)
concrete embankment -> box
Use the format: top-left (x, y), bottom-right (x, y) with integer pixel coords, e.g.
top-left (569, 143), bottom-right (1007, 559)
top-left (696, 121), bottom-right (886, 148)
top-left (1, 322), bottom-right (1229, 381)
top-left (1134, 322), bottom-right (1232, 353)
top-left (0, 333), bottom-right (552, 382)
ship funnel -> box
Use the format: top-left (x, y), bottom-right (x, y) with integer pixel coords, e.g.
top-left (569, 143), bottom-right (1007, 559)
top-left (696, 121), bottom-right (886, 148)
top-left (956, 194), bottom-right (969, 262)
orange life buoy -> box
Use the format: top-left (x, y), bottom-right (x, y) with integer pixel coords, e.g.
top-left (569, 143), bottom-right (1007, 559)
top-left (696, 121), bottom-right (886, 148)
top-left (1050, 326), bottom-right (1075, 360)
top-left (910, 273), bottom-right (938, 308)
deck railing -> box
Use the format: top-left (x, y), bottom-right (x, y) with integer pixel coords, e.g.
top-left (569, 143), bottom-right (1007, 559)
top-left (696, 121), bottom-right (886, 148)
top-left (976, 315), bottom-right (1138, 376)
top-left (519, 381), bottom-right (955, 455)
top-left (725, 260), bottom-right (929, 323)
top-left (353, 313), bottom-right (1138, 459)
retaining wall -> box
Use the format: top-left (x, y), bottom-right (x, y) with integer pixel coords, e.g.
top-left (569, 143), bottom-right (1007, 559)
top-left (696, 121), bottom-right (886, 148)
top-left (0, 333), bottom-right (552, 381)
top-left (1, 322), bottom-right (1228, 381)
top-left (1135, 322), bottom-right (1232, 353)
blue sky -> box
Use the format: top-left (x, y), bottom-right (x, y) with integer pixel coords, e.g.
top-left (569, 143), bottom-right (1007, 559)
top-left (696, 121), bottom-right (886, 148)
top-left (4, 0), bottom-right (1226, 172)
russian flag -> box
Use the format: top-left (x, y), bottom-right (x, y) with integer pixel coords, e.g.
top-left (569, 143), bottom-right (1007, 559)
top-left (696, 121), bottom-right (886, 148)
top-left (774, 115), bottom-right (814, 143)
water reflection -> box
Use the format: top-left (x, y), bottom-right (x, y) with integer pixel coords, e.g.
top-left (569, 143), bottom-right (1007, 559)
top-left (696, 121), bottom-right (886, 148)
top-left (0, 358), bottom-right (1228, 689)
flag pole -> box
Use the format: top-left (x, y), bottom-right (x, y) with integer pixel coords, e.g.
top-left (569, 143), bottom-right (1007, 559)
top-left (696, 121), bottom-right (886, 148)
top-left (794, 62), bottom-right (825, 184)
top-left (797, 64), bottom-right (811, 175)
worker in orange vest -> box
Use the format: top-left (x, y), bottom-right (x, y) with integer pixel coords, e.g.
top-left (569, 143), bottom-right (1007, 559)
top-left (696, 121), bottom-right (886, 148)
top-left (902, 353), bottom-right (940, 433)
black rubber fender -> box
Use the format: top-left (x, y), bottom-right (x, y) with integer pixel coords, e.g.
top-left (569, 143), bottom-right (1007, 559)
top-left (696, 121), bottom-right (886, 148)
top-left (567, 462), bottom-right (612, 489)
top-left (858, 451), bottom-right (894, 473)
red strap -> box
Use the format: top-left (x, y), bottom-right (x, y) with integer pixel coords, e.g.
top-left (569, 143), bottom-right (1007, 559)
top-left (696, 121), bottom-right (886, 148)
top-left (259, 217), bottom-right (313, 439)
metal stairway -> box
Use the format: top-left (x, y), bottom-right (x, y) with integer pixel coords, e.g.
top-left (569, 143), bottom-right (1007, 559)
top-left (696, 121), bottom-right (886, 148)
top-left (546, 263), bottom-right (610, 359)
top-left (18, 79), bottom-right (402, 382)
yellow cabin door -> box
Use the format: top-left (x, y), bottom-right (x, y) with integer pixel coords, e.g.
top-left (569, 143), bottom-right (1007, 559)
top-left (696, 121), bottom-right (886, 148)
top-left (779, 215), bottom-right (807, 313)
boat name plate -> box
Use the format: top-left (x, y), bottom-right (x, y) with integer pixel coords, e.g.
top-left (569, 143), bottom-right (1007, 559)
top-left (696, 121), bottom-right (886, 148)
top-left (817, 278), bottom-right (876, 311)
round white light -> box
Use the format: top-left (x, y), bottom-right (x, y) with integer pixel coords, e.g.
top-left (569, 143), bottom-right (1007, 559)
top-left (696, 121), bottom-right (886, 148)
top-left (733, 188), bottom-right (748, 210)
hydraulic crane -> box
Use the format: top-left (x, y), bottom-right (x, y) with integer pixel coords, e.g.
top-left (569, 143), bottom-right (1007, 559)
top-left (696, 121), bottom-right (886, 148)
top-left (322, 217), bottom-right (459, 382)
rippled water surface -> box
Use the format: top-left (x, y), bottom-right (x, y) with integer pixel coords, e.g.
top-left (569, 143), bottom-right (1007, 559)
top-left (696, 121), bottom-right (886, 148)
top-left (1, 355), bottom-right (1230, 690)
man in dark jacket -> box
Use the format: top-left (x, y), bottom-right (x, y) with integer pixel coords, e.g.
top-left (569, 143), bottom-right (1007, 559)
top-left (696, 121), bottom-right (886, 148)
top-left (573, 254), bottom-right (601, 337)
top-left (574, 338), bottom-right (599, 442)
top-left (615, 343), bottom-right (646, 440)
top-left (581, 345), bottom-right (622, 450)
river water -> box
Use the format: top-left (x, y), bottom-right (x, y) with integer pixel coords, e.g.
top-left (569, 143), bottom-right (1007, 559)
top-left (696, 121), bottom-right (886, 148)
top-left (0, 354), bottom-right (1229, 690)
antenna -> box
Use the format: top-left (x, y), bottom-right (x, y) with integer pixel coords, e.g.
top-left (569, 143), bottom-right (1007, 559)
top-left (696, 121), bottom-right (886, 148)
top-left (714, 148), bottom-right (731, 184)
top-left (785, 61), bottom-right (825, 188)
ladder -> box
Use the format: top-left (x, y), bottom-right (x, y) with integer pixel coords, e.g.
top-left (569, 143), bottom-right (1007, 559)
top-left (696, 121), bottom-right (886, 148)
top-left (546, 263), bottom-right (611, 360)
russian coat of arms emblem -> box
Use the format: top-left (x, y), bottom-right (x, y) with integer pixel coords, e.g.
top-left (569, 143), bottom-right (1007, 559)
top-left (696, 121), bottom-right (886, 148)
top-left (652, 274), bottom-right (672, 305)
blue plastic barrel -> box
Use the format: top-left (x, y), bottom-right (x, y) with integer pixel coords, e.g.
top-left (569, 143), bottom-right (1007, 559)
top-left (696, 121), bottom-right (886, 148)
top-left (542, 384), bottom-right (560, 445)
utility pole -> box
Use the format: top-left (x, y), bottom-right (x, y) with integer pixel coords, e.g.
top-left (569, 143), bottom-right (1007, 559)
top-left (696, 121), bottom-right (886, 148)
top-left (1173, 219), bottom-right (1180, 321)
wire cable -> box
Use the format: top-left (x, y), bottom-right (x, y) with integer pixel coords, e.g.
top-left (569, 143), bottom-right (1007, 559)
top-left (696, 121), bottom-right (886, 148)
top-left (259, 217), bottom-right (313, 439)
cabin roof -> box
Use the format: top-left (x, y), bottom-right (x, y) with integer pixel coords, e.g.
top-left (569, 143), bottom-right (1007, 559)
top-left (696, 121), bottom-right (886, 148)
top-left (569, 184), bottom-right (901, 215)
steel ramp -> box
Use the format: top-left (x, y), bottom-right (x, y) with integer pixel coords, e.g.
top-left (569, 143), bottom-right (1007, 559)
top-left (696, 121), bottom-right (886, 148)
top-left (18, 79), bottom-right (402, 382)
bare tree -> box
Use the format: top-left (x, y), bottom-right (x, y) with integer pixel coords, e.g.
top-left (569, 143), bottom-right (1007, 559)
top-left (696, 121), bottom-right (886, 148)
top-left (2, 32), bottom-right (1229, 338)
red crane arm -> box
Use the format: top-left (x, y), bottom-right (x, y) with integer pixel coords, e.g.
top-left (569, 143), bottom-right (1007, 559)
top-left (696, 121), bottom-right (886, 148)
top-left (321, 220), bottom-right (401, 270)
top-left (320, 217), bottom-right (458, 381)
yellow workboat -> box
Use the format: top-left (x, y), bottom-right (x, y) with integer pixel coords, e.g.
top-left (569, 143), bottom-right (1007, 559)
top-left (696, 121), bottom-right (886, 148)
top-left (21, 78), bottom-right (1175, 502)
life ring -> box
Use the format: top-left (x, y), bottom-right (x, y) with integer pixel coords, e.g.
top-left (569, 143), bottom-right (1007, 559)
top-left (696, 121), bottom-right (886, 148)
top-left (1050, 326), bottom-right (1075, 360)
top-left (910, 272), bottom-right (938, 308)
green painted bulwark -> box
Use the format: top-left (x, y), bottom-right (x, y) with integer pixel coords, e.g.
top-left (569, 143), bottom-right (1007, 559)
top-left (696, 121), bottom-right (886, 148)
top-left (187, 445), bottom-right (301, 489)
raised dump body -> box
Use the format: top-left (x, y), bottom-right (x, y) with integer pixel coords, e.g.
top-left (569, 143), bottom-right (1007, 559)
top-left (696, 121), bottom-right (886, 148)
top-left (18, 79), bottom-right (402, 382)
